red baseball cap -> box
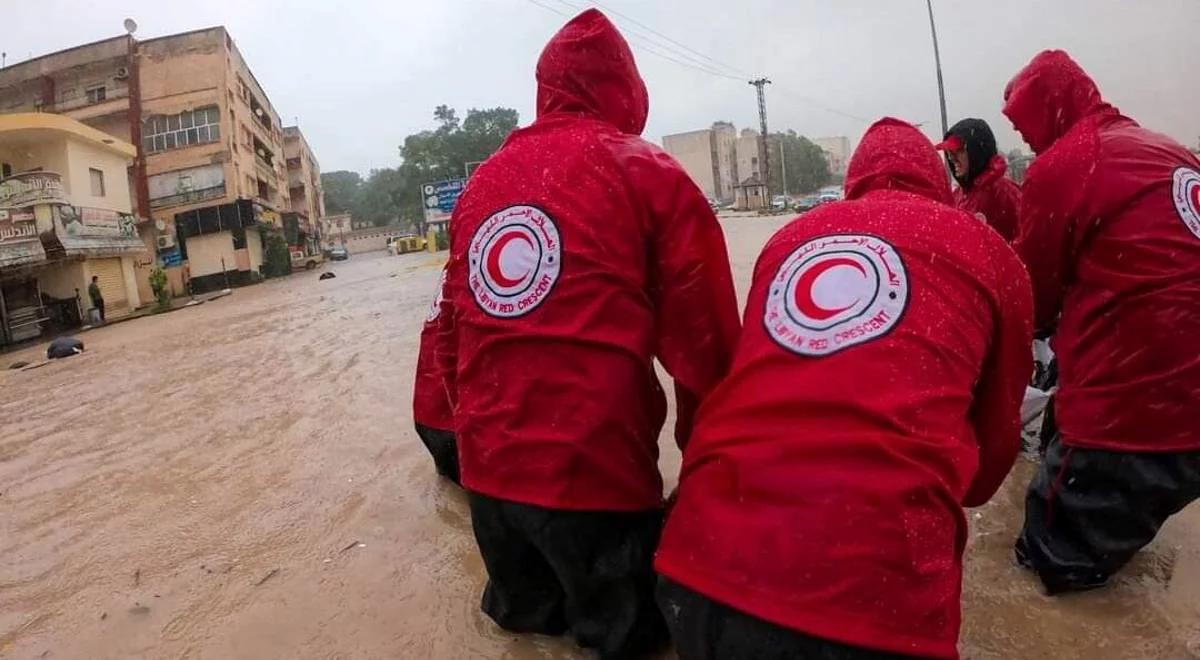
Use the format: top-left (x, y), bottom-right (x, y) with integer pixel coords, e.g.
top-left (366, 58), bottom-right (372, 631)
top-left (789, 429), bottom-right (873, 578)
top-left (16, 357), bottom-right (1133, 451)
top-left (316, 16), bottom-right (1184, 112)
top-left (934, 135), bottom-right (964, 151)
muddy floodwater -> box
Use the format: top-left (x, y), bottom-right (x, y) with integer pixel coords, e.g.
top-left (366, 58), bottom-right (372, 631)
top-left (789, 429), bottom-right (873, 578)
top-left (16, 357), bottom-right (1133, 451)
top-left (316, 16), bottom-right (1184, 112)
top-left (2, 218), bottom-right (1199, 659)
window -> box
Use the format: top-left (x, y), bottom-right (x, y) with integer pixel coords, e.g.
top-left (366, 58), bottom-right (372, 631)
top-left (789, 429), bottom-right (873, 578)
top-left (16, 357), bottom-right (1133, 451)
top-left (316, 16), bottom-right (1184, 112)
top-left (1, 163), bottom-right (11, 178)
top-left (89, 168), bottom-right (106, 197)
top-left (59, 88), bottom-right (78, 103)
top-left (142, 105), bottom-right (221, 154)
top-left (85, 86), bottom-right (107, 104)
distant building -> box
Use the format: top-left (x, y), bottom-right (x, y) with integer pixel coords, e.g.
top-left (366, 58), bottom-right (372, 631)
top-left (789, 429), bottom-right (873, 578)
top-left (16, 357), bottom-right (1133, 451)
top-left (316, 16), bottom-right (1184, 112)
top-left (0, 113), bottom-right (147, 345)
top-left (0, 27), bottom-right (313, 294)
top-left (283, 126), bottom-right (325, 257)
top-left (734, 173), bottom-right (768, 212)
top-left (812, 136), bottom-right (851, 176)
top-left (735, 128), bottom-right (762, 186)
top-left (661, 121), bottom-right (739, 203)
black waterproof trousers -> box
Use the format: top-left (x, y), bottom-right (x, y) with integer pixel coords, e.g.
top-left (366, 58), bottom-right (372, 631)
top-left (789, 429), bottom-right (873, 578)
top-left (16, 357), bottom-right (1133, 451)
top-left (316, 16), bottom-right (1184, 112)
top-left (467, 492), bottom-right (667, 659)
top-left (1017, 434), bottom-right (1200, 594)
top-left (656, 578), bottom-right (914, 660)
top-left (414, 423), bottom-right (459, 485)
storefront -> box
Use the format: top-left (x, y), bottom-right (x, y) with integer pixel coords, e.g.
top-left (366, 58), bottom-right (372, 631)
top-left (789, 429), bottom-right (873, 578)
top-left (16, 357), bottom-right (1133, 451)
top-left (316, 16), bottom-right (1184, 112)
top-left (174, 198), bottom-right (268, 294)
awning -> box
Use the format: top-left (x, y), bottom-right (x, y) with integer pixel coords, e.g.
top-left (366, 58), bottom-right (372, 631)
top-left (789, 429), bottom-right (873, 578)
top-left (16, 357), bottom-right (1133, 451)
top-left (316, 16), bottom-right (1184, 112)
top-left (0, 207), bottom-right (46, 269)
top-left (50, 206), bottom-right (146, 258)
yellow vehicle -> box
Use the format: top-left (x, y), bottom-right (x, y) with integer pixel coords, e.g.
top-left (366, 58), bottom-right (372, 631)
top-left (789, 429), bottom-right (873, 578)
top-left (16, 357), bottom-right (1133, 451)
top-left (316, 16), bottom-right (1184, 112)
top-left (387, 235), bottom-right (427, 255)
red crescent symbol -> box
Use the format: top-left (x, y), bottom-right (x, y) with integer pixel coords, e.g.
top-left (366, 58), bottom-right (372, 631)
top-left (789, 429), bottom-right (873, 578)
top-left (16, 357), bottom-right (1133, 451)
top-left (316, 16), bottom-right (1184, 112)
top-left (1190, 182), bottom-right (1200, 215)
top-left (794, 257), bottom-right (867, 321)
top-left (486, 231), bottom-right (535, 288)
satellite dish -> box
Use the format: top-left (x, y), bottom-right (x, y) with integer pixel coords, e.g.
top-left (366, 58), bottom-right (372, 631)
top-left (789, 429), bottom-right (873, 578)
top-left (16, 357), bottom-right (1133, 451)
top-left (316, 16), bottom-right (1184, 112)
top-left (123, 18), bottom-right (138, 35)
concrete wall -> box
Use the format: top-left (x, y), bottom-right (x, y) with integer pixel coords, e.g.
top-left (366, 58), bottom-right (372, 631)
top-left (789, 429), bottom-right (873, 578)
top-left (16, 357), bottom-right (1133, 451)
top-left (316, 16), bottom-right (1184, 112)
top-left (335, 228), bottom-right (410, 255)
top-left (38, 260), bottom-right (86, 300)
top-left (662, 129), bottom-right (717, 200)
top-left (245, 227), bottom-right (263, 272)
top-left (712, 123), bottom-right (738, 202)
top-left (736, 130), bottom-right (761, 183)
top-left (64, 137), bottom-right (133, 213)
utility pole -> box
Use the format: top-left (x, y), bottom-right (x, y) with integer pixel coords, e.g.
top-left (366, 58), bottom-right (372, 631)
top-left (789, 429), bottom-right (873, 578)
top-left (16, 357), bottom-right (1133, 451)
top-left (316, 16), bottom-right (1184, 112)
top-left (749, 78), bottom-right (772, 198)
top-left (925, 0), bottom-right (949, 137)
top-left (779, 140), bottom-right (788, 199)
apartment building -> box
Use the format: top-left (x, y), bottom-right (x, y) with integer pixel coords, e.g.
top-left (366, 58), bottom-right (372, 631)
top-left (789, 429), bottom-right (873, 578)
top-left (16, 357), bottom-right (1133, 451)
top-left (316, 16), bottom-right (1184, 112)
top-left (0, 113), bottom-right (146, 345)
top-left (661, 121), bottom-right (738, 203)
top-left (812, 136), bottom-right (851, 176)
top-left (0, 26), bottom-right (308, 295)
top-left (283, 125), bottom-right (324, 257)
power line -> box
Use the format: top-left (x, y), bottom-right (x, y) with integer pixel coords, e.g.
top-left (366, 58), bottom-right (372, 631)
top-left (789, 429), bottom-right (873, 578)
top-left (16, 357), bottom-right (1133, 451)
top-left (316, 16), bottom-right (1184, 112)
top-left (590, 0), bottom-right (754, 79)
top-left (527, 0), bottom-right (744, 81)
top-left (550, 0), bottom-right (749, 79)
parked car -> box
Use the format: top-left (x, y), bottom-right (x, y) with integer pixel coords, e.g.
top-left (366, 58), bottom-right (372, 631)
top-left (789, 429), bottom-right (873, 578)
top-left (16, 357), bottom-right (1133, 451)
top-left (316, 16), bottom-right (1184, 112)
top-left (329, 245), bottom-right (349, 261)
top-left (290, 250), bottom-right (324, 271)
top-left (795, 195), bottom-right (821, 211)
top-left (771, 195), bottom-right (791, 211)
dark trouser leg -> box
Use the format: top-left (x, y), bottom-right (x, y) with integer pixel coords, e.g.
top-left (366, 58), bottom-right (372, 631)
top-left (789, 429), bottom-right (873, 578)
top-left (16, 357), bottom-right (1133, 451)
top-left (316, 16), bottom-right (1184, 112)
top-left (656, 578), bottom-right (913, 660)
top-left (468, 492), bottom-right (567, 635)
top-left (414, 423), bottom-right (459, 484)
top-left (531, 507), bottom-right (667, 659)
top-left (1017, 435), bottom-right (1200, 595)
top-left (467, 492), bottom-right (667, 659)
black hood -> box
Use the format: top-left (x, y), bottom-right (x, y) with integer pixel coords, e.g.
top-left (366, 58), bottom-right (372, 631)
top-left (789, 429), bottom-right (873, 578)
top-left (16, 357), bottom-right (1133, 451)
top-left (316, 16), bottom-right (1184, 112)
top-left (944, 118), bottom-right (997, 190)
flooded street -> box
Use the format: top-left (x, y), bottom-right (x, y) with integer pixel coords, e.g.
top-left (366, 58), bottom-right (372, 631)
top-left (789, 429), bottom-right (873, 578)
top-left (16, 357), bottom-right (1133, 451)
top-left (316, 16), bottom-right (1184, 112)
top-left (2, 219), bottom-right (1199, 660)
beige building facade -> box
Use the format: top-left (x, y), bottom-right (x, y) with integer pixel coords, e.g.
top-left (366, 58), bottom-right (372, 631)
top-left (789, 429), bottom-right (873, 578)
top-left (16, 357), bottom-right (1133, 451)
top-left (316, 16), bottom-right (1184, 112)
top-left (0, 113), bottom-right (146, 345)
top-left (661, 121), bottom-right (739, 203)
top-left (283, 125), bottom-right (324, 256)
top-left (0, 27), bottom-right (316, 296)
top-left (813, 136), bottom-right (852, 176)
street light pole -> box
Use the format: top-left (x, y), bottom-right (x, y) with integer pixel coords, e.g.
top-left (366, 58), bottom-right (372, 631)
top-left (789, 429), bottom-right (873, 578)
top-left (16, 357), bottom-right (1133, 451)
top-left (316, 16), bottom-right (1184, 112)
top-left (925, 0), bottom-right (949, 137)
top-left (779, 140), bottom-right (788, 199)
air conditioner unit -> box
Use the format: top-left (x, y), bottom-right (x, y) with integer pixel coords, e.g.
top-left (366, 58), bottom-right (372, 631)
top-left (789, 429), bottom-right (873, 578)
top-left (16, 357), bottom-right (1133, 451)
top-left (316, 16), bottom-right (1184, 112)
top-left (156, 234), bottom-right (176, 250)
top-left (114, 66), bottom-right (130, 80)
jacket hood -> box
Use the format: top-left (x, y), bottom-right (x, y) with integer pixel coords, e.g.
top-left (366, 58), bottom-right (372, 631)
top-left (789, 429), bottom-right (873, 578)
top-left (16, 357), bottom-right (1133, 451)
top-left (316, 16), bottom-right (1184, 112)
top-left (845, 117), bottom-right (952, 205)
top-left (1003, 50), bottom-right (1115, 155)
top-left (943, 118), bottom-right (997, 191)
top-left (535, 9), bottom-right (649, 135)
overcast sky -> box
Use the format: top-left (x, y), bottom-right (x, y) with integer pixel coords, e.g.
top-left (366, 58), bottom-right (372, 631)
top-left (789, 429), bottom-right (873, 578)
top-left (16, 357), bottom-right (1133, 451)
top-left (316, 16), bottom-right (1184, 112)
top-left (5, 0), bottom-right (1199, 174)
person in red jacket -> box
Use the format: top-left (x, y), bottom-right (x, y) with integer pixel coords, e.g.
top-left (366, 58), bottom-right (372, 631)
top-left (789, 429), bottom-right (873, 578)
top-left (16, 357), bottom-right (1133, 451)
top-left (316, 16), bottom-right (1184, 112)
top-left (412, 267), bottom-right (458, 484)
top-left (935, 118), bottom-right (1021, 241)
top-left (434, 9), bottom-right (740, 658)
top-left (1004, 50), bottom-right (1200, 595)
top-left (654, 118), bottom-right (1033, 660)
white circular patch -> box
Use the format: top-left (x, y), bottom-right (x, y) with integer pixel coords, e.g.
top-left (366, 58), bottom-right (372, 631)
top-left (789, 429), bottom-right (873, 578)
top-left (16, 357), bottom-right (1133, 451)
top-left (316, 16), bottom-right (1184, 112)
top-left (1172, 167), bottom-right (1200, 240)
top-left (468, 205), bottom-right (562, 318)
top-left (764, 234), bottom-right (908, 357)
top-left (426, 268), bottom-right (447, 323)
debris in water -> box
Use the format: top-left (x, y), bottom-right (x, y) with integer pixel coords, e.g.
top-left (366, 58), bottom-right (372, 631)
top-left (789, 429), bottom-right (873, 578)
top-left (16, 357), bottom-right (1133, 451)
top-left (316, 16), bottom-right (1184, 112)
top-left (133, 568), bottom-right (140, 587)
top-left (340, 540), bottom-right (362, 553)
top-left (255, 568), bottom-right (280, 586)
top-left (8, 361), bottom-right (29, 369)
top-left (128, 603), bottom-right (150, 616)
top-left (46, 336), bottom-right (84, 359)
top-left (319, 272), bottom-right (337, 280)
top-left (100, 612), bottom-right (107, 621)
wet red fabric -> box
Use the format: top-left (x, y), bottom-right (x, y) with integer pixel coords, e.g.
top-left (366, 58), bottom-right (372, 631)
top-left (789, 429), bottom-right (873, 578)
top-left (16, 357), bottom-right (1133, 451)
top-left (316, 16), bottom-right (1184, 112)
top-left (1004, 50), bottom-right (1200, 452)
top-left (656, 118), bottom-right (1033, 659)
top-left (435, 9), bottom-right (740, 511)
top-left (953, 154), bottom-right (1021, 241)
top-left (413, 268), bottom-right (453, 432)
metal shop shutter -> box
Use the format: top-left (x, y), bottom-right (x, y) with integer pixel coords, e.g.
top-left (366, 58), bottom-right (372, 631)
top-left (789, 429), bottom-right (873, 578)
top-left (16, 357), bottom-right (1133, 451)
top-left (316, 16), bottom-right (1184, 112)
top-left (91, 258), bottom-right (128, 308)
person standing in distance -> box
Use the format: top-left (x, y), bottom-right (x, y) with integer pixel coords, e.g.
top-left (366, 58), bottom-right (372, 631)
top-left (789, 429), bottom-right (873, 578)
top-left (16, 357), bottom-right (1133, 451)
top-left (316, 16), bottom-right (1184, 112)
top-left (88, 275), bottom-right (105, 323)
top-left (434, 9), bottom-right (740, 658)
top-left (655, 118), bottom-right (1033, 660)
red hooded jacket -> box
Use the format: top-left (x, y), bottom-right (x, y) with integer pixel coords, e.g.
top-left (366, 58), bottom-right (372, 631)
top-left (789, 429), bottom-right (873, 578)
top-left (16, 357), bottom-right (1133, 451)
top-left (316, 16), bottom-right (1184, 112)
top-left (413, 267), bottom-right (452, 432)
top-left (655, 119), bottom-right (1033, 659)
top-left (1004, 50), bottom-right (1200, 452)
top-left (435, 9), bottom-right (740, 511)
top-left (953, 154), bottom-right (1021, 241)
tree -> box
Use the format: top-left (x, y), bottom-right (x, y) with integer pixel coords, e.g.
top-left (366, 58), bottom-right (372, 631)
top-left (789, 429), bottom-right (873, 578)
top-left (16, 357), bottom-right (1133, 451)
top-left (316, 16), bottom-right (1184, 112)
top-left (767, 131), bottom-right (832, 195)
top-left (357, 168), bottom-right (410, 228)
top-left (321, 171), bottom-right (363, 215)
top-left (396, 106), bottom-right (520, 222)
